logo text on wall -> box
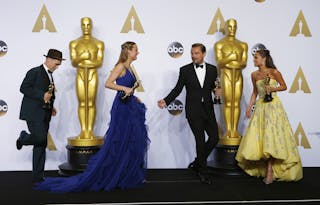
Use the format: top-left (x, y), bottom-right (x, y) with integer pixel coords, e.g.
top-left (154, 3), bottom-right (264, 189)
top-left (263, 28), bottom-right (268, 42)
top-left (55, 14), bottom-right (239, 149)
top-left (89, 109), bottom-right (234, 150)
top-left (168, 42), bottom-right (184, 58)
top-left (32, 4), bottom-right (57, 33)
top-left (0, 100), bottom-right (8, 116)
top-left (167, 100), bottom-right (184, 116)
top-left (0, 41), bottom-right (8, 57)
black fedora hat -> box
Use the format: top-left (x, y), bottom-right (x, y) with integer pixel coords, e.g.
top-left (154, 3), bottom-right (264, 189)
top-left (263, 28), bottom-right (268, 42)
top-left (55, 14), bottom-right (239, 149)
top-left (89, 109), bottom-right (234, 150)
top-left (44, 49), bottom-right (65, 61)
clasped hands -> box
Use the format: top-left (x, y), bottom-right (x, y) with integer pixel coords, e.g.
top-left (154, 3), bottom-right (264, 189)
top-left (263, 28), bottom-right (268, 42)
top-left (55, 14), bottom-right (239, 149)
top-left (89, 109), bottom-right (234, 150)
top-left (43, 92), bottom-right (57, 116)
top-left (265, 85), bottom-right (274, 94)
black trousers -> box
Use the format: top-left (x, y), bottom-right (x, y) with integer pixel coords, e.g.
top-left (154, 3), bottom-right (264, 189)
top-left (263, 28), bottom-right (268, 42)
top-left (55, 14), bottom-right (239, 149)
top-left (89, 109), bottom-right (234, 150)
top-left (187, 105), bottom-right (219, 171)
top-left (20, 115), bottom-right (50, 181)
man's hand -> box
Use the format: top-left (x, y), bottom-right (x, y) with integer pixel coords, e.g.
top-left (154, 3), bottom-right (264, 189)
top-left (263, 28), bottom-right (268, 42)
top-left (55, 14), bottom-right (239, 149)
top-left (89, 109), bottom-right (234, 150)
top-left (52, 107), bottom-right (57, 116)
top-left (43, 92), bottom-right (52, 103)
top-left (214, 88), bottom-right (222, 97)
top-left (157, 99), bottom-right (167, 109)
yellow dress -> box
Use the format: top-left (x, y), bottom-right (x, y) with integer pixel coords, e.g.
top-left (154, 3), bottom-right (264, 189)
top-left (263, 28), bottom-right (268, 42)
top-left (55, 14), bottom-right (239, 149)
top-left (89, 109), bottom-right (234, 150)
top-left (236, 79), bottom-right (303, 181)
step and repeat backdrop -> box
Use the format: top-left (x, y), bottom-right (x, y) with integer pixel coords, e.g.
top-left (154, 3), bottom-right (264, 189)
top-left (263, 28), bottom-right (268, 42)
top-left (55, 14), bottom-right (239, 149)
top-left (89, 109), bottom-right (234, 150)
top-left (0, 0), bottom-right (319, 170)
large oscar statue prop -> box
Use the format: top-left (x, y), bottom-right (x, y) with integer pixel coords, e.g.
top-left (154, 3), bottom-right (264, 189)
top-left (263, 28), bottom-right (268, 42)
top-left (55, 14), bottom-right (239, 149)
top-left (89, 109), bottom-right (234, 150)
top-left (208, 19), bottom-right (248, 175)
top-left (59, 17), bottom-right (105, 175)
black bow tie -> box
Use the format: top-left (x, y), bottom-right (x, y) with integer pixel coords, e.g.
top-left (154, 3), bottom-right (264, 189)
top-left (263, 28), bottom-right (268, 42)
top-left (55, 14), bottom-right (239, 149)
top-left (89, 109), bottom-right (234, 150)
top-left (195, 64), bottom-right (204, 68)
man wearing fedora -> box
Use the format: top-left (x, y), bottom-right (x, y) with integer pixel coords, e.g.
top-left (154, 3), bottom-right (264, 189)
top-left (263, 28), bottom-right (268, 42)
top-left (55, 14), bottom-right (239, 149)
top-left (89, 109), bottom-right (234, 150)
top-left (17, 49), bottom-right (65, 183)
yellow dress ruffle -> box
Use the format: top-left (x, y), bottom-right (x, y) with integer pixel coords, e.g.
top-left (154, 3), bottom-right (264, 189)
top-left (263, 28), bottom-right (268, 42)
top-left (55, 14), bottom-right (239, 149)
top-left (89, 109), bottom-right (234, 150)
top-left (236, 79), bottom-right (303, 181)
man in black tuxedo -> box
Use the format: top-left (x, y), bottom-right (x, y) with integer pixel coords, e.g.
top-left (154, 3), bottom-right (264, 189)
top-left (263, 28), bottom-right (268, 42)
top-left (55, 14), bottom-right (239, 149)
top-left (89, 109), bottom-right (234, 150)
top-left (158, 43), bottom-right (221, 184)
top-left (17, 49), bottom-right (65, 183)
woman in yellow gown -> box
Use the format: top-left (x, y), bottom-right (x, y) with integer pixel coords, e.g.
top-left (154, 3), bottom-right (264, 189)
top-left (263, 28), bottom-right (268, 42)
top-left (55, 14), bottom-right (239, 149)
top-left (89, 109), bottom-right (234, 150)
top-left (235, 48), bottom-right (303, 184)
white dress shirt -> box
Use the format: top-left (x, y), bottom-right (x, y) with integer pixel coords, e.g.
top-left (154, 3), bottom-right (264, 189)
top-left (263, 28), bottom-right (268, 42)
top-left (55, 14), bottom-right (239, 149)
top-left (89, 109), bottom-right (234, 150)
top-left (194, 62), bottom-right (206, 102)
top-left (194, 62), bottom-right (206, 88)
top-left (43, 64), bottom-right (53, 83)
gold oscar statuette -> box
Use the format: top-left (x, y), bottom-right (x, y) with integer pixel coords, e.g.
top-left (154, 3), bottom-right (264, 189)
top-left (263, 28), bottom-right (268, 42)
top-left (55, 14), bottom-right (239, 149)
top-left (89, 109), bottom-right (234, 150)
top-left (263, 74), bottom-right (273, 102)
top-left (214, 18), bottom-right (248, 146)
top-left (68, 17), bottom-right (105, 147)
top-left (213, 77), bottom-right (222, 104)
top-left (42, 83), bottom-right (54, 110)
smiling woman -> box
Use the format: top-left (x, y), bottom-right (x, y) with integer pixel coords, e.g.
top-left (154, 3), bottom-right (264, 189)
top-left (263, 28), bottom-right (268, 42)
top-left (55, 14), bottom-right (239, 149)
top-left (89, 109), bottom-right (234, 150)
top-left (236, 46), bottom-right (303, 184)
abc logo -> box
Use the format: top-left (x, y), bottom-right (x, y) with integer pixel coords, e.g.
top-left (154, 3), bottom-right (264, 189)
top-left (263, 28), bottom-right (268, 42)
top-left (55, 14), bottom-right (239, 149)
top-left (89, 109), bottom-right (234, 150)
top-left (167, 42), bottom-right (184, 58)
top-left (0, 100), bottom-right (8, 116)
top-left (167, 99), bottom-right (184, 116)
top-left (0, 41), bottom-right (8, 57)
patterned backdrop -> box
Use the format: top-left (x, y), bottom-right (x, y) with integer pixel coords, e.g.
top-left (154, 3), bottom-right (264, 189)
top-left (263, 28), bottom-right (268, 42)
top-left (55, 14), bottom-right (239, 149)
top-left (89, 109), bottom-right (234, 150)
top-left (0, 0), bottom-right (319, 170)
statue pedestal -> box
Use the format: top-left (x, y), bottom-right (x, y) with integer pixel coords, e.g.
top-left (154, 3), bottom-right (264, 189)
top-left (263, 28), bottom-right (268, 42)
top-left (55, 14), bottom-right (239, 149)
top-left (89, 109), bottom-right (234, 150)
top-left (207, 144), bottom-right (245, 176)
top-left (58, 137), bottom-right (104, 176)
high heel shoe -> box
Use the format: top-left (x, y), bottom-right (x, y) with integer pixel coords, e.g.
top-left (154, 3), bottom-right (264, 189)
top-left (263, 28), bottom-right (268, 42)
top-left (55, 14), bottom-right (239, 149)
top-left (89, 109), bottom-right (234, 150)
top-left (263, 177), bottom-right (273, 184)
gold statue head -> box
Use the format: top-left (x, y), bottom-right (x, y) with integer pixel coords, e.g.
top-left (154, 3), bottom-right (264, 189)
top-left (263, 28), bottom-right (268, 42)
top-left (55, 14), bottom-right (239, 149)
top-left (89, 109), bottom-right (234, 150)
top-left (225, 19), bottom-right (237, 37)
top-left (81, 17), bottom-right (92, 35)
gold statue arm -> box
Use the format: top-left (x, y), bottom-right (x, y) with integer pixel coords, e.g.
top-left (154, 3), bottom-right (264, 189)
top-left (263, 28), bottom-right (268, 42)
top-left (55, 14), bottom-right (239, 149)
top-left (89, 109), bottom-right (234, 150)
top-left (69, 42), bottom-right (84, 67)
top-left (225, 43), bottom-right (248, 69)
top-left (239, 43), bottom-right (248, 68)
top-left (215, 42), bottom-right (248, 69)
top-left (90, 42), bottom-right (104, 68)
top-left (215, 43), bottom-right (234, 69)
top-left (69, 41), bottom-right (105, 68)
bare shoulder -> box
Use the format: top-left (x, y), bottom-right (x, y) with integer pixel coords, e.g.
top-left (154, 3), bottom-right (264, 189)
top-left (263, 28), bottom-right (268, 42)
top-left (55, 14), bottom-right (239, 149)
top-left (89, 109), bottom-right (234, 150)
top-left (251, 70), bottom-right (259, 78)
top-left (271, 68), bottom-right (282, 76)
top-left (114, 63), bottom-right (125, 71)
top-left (113, 63), bottom-right (126, 76)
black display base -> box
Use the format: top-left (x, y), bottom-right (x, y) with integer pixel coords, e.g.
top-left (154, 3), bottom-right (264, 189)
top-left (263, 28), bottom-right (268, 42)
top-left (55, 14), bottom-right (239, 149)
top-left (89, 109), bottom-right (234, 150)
top-left (207, 144), bottom-right (246, 176)
top-left (58, 145), bottom-right (101, 176)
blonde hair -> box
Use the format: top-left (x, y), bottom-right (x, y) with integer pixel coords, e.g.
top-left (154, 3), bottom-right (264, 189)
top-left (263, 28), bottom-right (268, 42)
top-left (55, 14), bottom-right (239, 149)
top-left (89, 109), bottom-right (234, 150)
top-left (115, 41), bottom-right (136, 66)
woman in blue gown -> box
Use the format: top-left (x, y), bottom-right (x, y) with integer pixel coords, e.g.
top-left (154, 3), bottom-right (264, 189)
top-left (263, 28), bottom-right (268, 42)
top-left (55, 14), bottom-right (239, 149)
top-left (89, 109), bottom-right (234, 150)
top-left (34, 41), bottom-right (150, 193)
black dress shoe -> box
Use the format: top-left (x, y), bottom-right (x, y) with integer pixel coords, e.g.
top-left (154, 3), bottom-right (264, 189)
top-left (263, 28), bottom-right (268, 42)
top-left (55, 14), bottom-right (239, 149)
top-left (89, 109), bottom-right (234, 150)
top-left (188, 162), bottom-right (200, 173)
top-left (16, 131), bottom-right (26, 150)
top-left (198, 172), bottom-right (212, 185)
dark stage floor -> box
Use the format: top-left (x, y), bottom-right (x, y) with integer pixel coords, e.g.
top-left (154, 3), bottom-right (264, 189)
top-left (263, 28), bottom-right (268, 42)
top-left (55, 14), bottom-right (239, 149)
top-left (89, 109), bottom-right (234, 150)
top-left (1, 168), bottom-right (320, 205)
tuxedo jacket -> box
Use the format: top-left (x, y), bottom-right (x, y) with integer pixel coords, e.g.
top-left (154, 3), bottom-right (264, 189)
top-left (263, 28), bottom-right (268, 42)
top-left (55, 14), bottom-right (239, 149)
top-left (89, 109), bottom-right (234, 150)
top-left (164, 62), bottom-right (218, 119)
top-left (19, 65), bottom-right (54, 122)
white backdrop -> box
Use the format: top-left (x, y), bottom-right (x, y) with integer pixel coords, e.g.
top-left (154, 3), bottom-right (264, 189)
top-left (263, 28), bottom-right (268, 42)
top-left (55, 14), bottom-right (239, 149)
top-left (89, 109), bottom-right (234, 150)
top-left (0, 0), bottom-right (319, 171)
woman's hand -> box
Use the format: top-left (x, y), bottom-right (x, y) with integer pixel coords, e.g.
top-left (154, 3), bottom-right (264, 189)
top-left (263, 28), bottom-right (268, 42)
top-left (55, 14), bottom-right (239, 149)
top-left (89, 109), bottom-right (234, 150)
top-left (245, 107), bottom-right (252, 118)
top-left (265, 85), bottom-right (272, 94)
top-left (123, 87), bottom-right (133, 96)
top-left (214, 88), bottom-right (222, 97)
